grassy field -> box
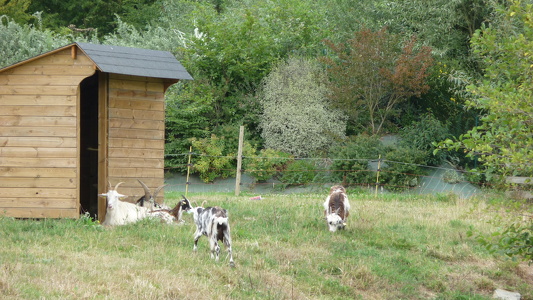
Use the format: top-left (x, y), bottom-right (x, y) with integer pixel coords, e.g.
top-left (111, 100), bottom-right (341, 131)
top-left (1, 191), bottom-right (532, 299)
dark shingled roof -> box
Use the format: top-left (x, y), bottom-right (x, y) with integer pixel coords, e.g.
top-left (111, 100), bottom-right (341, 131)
top-left (76, 42), bottom-right (193, 80)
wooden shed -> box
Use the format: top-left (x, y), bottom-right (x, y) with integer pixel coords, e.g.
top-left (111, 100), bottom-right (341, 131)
top-left (0, 42), bottom-right (192, 221)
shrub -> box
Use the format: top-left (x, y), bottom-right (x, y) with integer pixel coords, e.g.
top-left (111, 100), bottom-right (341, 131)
top-left (190, 134), bottom-right (235, 183)
top-left (399, 113), bottom-right (450, 166)
top-left (329, 135), bottom-right (386, 186)
top-left (279, 159), bottom-right (318, 187)
top-left (381, 147), bottom-right (427, 191)
top-left (243, 149), bottom-right (293, 182)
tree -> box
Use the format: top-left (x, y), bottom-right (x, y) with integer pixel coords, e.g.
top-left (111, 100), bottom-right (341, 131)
top-left (258, 57), bottom-right (346, 157)
top-left (0, 15), bottom-right (74, 68)
top-left (321, 27), bottom-right (433, 135)
top-left (0, 0), bottom-right (32, 24)
top-left (437, 0), bottom-right (533, 179)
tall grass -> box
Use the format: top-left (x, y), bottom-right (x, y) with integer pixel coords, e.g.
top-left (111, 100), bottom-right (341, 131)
top-left (1, 192), bottom-right (532, 299)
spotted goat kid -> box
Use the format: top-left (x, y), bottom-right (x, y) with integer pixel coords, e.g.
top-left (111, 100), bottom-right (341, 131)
top-left (323, 185), bottom-right (351, 232)
top-left (189, 205), bottom-right (235, 267)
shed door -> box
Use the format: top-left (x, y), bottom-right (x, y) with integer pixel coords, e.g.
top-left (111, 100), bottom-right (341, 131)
top-left (79, 73), bottom-right (99, 218)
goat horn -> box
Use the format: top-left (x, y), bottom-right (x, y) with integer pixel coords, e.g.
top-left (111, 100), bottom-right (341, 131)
top-left (152, 184), bottom-right (167, 202)
top-left (107, 180), bottom-right (112, 190)
top-left (114, 182), bottom-right (124, 191)
top-left (137, 179), bottom-right (151, 201)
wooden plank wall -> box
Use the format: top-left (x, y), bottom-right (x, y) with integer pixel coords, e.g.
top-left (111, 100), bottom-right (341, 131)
top-left (106, 74), bottom-right (167, 204)
top-left (0, 48), bottom-right (95, 218)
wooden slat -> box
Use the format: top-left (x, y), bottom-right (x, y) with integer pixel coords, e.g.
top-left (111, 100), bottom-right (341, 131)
top-left (108, 167), bottom-right (163, 178)
top-left (108, 148), bottom-right (164, 159)
top-left (0, 95), bottom-right (76, 106)
top-left (22, 50), bottom-right (91, 66)
top-left (0, 75), bottom-right (90, 86)
top-left (0, 157), bottom-right (77, 168)
top-left (110, 98), bottom-right (164, 111)
top-left (108, 119), bottom-right (164, 130)
top-left (108, 138), bottom-right (164, 149)
top-left (0, 147), bottom-right (77, 158)
top-left (0, 64), bottom-right (96, 76)
top-left (0, 188), bottom-right (77, 198)
top-left (0, 105), bottom-right (76, 116)
top-left (107, 158), bottom-right (164, 169)
top-left (0, 116), bottom-right (76, 127)
top-left (0, 198), bottom-right (77, 209)
top-left (0, 126), bottom-right (76, 137)
top-left (0, 207), bottom-right (79, 218)
top-left (109, 89), bottom-right (164, 101)
top-left (108, 108), bottom-right (164, 120)
top-left (0, 167), bottom-right (77, 178)
top-left (0, 177), bottom-right (76, 188)
top-left (0, 137), bottom-right (77, 147)
top-left (0, 85), bottom-right (78, 95)
top-left (109, 73), bottom-right (166, 83)
top-left (108, 128), bottom-right (164, 140)
top-left (109, 79), bottom-right (164, 93)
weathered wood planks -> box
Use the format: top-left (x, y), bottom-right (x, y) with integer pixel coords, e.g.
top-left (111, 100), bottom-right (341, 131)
top-left (0, 48), bottom-right (94, 218)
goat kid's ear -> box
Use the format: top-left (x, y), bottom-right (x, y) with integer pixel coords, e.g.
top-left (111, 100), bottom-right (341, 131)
top-left (98, 193), bottom-right (108, 198)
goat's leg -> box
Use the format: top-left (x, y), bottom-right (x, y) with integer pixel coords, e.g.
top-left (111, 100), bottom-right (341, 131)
top-left (193, 230), bottom-right (202, 252)
top-left (209, 237), bottom-right (220, 261)
top-left (223, 229), bottom-right (235, 267)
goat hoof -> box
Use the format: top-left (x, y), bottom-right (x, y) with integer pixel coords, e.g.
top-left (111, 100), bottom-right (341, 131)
top-left (229, 261), bottom-right (235, 268)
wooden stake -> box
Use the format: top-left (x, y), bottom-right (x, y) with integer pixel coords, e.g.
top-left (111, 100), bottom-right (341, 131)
top-left (186, 146), bottom-right (192, 196)
top-left (235, 126), bottom-right (244, 196)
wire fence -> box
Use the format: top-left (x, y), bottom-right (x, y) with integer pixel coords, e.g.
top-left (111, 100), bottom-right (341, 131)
top-left (160, 152), bottom-right (521, 199)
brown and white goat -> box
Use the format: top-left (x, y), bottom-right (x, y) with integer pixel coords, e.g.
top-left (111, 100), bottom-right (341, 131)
top-left (323, 185), bottom-right (351, 232)
top-left (148, 195), bottom-right (192, 224)
top-left (189, 204), bottom-right (235, 267)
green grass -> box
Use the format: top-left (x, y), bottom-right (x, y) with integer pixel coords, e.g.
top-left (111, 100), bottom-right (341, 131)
top-left (1, 192), bottom-right (532, 299)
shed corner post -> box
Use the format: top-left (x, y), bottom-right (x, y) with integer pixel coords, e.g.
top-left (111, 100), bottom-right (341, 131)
top-left (97, 72), bottom-right (109, 223)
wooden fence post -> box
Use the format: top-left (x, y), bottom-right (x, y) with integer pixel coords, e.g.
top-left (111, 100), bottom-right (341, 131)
top-left (186, 146), bottom-right (192, 196)
top-left (375, 155), bottom-right (382, 197)
top-left (235, 126), bottom-right (244, 196)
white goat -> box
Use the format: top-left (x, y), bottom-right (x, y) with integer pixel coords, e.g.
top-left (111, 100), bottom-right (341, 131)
top-left (100, 182), bottom-right (149, 226)
top-left (189, 205), bottom-right (235, 267)
top-left (323, 185), bottom-right (351, 232)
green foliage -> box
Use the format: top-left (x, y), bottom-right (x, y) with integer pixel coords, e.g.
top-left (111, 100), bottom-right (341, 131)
top-left (399, 113), bottom-right (450, 166)
top-left (190, 134), bottom-right (235, 182)
top-left (164, 81), bottom-right (216, 171)
top-left (437, 1), bottom-right (533, 180)
top-left (0, 15), bottom-right (73, 68)
top-left (442, 169), bottom-right (465, 184)
top-left (243, 148), bottom-right (293, 182)
top-left (329, 135), bottom-right (385, 186)
top-left (475, 221), bottom-right (533, 264)
top-left (381, 147), bottom-right (427, 191)
top-left (27, 0), bottom-right (160, 36)
top-left (259, 56), bottom-right (346, 157)
top-left (0, 0), bottom-right (32, 24)
top-left (279, 159), bottom-right (318, 187)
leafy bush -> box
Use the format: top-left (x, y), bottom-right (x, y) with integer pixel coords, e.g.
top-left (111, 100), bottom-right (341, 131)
top-left (475, 221), bottom-right (533, 264)
top-left (329, 135), bottom-right (386, 186)
top-left (381, 147), bottom-right (427, 191)
top-left (399, 113), bottom-right (450, 166)
top-left (243, 149), bottom-right (293, 182)
top-left (190, 134), bottom-right (235, 183)
top-left (442, 169), bottom-right (464, 184)
top-left (279, 159), bottom-right (318, 187)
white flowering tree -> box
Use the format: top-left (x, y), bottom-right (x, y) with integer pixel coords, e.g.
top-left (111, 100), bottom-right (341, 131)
top-left (259, 57), bottom-right (346, 157)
